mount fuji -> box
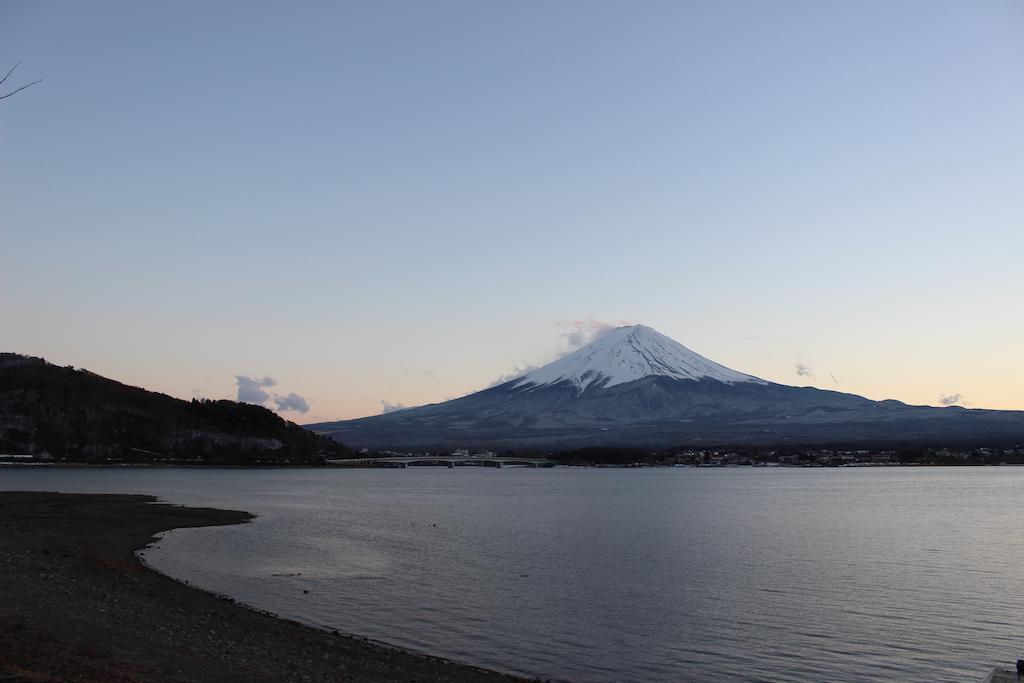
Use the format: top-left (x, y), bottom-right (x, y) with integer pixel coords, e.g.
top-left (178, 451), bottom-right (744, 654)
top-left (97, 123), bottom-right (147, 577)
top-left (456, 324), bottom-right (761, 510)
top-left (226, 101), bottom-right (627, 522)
top-left (310, 325), bottom-right (1024, 450)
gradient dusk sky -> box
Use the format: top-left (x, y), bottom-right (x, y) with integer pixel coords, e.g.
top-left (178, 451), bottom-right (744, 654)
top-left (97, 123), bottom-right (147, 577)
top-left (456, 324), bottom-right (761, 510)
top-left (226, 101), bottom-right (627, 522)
top-left (2, 0), bottom-right (1022, 422)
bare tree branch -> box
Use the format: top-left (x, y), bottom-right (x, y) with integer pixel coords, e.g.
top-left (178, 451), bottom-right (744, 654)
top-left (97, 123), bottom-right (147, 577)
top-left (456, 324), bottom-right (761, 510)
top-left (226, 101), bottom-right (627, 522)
top-left (0, 78), bottom-right (43, 101)
top-left (0, 62), bottom-right (20, 88)
top-left (0, 62), bottom-right (43, 101)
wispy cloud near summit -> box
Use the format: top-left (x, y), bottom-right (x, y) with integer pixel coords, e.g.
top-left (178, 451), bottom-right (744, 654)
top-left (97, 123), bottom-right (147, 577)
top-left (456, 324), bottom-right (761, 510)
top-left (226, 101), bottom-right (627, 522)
top-left (485, 319), bottom-right (638, 388)
top-left (559, 319), bottom-right (636, 353)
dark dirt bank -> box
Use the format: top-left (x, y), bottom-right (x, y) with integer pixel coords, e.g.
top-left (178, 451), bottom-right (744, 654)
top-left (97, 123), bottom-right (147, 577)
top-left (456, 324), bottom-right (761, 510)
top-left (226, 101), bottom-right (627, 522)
top-left (0, 492), bottom-right (527, 682)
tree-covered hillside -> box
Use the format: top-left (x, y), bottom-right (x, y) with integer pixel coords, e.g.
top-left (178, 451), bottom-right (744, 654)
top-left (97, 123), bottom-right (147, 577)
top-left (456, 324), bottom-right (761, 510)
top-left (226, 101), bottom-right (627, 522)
top-left (0, 353), bottom-right (350, 464)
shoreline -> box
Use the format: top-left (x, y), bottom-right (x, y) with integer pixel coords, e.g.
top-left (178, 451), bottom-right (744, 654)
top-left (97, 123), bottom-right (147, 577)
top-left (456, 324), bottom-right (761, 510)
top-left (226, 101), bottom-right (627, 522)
top-left (0, 491), bottom-right (527, 682)
top-left (5, 461), bottom-right (1021, 469)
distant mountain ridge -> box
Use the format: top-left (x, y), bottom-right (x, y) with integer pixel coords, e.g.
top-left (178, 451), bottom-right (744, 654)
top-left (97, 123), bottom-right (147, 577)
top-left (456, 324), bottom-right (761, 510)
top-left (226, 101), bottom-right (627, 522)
top-left (0, 353), bottom-right (349, 463)
top-left (310, 325), bottom-right (1024, 450)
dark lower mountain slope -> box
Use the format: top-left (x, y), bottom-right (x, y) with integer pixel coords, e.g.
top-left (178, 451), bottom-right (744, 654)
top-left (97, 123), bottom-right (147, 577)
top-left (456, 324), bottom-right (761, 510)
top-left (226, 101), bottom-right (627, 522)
top-left (0, 353), bottom-right (349, 463)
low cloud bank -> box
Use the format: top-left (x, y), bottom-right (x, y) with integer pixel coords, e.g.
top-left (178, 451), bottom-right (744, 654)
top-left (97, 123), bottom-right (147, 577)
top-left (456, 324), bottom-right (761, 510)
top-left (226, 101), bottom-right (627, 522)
top-left (487, 363), bottom-right (541, 388)
top-left (380, 400), bottom-right (407, 414)
top-left (939, 393), bottom-right (965, 406)
top-left (235, 375), bottom-right (310, 414)
top-left (274, 393), bottom-right (310, 414)
top-left (235, 375), bottom-right (276, 404)
top-left (795, 362), bottom-right (814, 378)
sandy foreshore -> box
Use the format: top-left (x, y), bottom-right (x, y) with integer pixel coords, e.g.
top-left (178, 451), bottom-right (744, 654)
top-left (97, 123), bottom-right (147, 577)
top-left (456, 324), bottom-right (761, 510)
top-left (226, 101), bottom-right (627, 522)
top-left (0, 491), bottom-right (528, 682)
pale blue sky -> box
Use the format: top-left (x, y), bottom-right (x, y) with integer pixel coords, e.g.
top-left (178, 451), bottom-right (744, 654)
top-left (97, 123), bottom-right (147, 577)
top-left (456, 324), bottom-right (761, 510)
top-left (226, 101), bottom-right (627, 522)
top-left (2, 0), bottom-right (1022, 420)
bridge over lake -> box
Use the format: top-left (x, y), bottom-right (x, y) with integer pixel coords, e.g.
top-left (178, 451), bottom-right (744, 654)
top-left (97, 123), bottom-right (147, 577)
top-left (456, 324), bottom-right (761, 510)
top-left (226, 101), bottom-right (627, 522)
top-left (328, 455), bottom-right (557, 468)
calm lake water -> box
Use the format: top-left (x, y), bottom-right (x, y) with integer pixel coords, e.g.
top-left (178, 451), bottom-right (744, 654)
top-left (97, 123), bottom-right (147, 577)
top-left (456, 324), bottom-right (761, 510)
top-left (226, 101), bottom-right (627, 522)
top-left (2, 466), bottom-right (1022, 681)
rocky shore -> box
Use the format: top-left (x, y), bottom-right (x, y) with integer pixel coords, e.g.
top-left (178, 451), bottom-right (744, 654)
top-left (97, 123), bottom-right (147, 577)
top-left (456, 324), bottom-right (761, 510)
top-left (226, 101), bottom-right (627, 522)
top-left (0, 491), bottom-right (526, 682)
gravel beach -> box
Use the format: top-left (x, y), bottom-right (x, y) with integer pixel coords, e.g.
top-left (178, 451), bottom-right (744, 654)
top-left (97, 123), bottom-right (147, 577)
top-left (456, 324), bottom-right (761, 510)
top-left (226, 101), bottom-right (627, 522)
top-left (0, 491), bottom-right (527, 682)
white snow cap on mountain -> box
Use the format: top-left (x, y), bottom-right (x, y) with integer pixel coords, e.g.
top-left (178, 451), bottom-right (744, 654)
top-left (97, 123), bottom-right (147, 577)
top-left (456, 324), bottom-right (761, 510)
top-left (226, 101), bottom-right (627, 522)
top-left (513, 325), bottom-right (765, 391)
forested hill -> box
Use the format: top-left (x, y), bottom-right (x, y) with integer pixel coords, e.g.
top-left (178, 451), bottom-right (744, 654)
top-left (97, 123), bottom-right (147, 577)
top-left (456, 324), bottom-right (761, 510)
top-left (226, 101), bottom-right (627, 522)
top-left (0, 353), bottom-right (350, 464)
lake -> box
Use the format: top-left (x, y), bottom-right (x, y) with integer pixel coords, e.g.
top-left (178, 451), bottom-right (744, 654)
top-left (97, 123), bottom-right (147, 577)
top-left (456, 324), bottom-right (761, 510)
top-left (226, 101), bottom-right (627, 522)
top-left (2, 466), bottom-right (1021, 681)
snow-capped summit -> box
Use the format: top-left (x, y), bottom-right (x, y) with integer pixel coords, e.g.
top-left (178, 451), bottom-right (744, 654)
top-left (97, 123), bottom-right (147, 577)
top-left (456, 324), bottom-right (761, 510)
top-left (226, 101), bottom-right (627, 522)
top-left (512, 325), bottom-right (764, 391)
